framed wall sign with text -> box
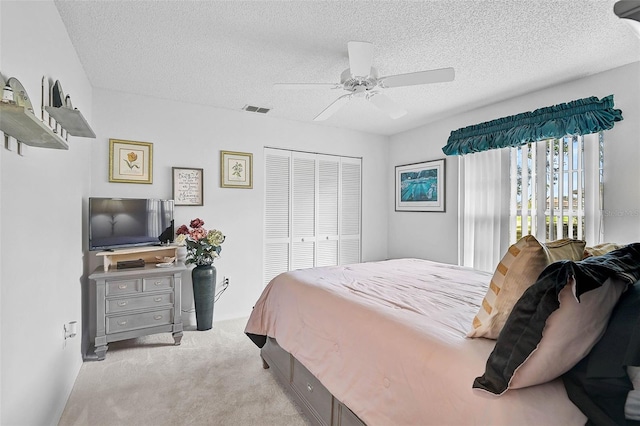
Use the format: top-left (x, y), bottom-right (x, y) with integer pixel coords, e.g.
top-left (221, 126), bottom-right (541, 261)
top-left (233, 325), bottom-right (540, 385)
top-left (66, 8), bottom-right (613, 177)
top-left (172, 167), bottom-right (204, 206)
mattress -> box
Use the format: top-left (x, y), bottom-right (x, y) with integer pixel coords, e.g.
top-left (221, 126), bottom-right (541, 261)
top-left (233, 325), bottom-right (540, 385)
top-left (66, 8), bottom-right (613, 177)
top-left (245, 258), bottom-right (586, 425)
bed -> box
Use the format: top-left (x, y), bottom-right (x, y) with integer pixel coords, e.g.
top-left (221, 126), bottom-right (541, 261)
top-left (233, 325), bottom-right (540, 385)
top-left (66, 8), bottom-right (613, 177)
top-left (244, 257), bottom-right (591, 425)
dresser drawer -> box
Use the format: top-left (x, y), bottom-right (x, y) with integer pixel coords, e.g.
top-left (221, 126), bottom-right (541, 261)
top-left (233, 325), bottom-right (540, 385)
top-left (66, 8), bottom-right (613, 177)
top-left (106, 308), bottom-right (173, 334)
top-left (105, 278), bottom-right (142, 296)
top-left (292, 358), bottom-right (333, 425)
top-left (106, 293), bottom-right (173, 314)
top-left (143, 275), bottom-right (173, 292)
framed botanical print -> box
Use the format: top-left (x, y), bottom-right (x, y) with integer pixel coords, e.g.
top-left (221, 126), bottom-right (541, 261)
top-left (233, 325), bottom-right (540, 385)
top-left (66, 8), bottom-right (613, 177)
top-left (220, 150), bottom-right (253, 189)
top-left (172, 167), bottom-right (204, 206)
top-left (395, 158), bottom-right (445, 212)
top-left (109, 139), bottom-right (153, 184)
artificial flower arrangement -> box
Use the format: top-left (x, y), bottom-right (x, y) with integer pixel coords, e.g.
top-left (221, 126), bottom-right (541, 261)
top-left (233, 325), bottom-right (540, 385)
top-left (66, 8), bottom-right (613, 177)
top-left (175, 218), bottom-right (225, 266)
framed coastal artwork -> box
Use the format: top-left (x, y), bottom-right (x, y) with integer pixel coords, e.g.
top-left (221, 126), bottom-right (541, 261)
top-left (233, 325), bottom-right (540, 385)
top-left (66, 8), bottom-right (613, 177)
top-left (395, 158), bottom-right (445, 212)
top-left (172, 167), bottom-right (204, 206)
top-left (220, 150), bottom-right (253, 189)
top-left (109, 139), bottom-right (153, 184)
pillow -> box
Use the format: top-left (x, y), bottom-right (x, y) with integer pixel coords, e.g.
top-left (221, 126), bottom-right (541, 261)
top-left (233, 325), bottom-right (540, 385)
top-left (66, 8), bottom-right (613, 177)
top-left (544, 238), bottom-right (586, 262)
top-left (508, 277), bottom-right (624, 388)
top-left (467, 235), bottom-right (549, 339)
top-left (473, 261), bottom-right (628, 395)
top-left (584, 242), bottom-right (623, 259)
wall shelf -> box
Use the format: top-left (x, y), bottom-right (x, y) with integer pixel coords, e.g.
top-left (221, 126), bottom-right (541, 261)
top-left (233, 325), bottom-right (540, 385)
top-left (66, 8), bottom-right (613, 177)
top-left (0, 102), bottom-right (69, 150)
top-left (45, 105), bottom-right (96, 138)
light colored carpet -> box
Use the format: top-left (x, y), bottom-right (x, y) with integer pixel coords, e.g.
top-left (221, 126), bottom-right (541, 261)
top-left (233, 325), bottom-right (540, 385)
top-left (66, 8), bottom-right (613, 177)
top-left (58, 318), bottom-right (309, 426)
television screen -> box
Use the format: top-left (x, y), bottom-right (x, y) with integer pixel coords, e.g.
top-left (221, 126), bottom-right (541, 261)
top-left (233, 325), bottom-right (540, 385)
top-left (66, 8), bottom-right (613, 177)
top-left (89, 197), bottom-right (174, 251)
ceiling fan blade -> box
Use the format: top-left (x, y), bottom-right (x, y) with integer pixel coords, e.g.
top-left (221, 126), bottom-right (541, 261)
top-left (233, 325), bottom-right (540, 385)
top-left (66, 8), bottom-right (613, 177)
top-left (379, 67), bottom-right (455, 88)
top-left (314, 94), bottom-right (351, 121)
top-left (274, 83), bottom-right (342, 90)
top-left (347, 41), bottom-right (374, 77)
top-left (368, 92), bottom-right (407, 119)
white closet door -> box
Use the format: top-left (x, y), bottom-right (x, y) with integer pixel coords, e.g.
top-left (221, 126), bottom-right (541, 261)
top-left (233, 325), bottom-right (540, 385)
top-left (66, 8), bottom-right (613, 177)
top-left (291, 152), bottom-right (316, 270)
top-left (264, 149), bottom-right (362, 285)
top-left (264, 149), bottom-right (291, 285)
top-left (340, 157), bottom-right (361, 265)
top-left (317, 155), bottom-right (340, 267)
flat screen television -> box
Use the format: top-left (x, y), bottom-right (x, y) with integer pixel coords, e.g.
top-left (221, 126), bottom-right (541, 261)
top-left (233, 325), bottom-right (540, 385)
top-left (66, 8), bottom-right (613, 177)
top-left (89, 197), bottom-right (174, 251)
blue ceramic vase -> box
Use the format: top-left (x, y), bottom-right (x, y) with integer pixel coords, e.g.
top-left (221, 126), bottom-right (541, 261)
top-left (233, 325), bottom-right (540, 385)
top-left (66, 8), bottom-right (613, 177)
top-left (191, 264), bottom-right (216, 331)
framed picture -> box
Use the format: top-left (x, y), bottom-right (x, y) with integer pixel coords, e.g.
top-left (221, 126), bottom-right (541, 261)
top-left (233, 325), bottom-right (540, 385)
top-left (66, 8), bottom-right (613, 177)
top-left (395, 158), bottom-right (445, 212)
top-left (109, 139), bottom-right (153, 184)
top-left (220, 150), bottom-right (253, 189)
top-left (172, 167), bottom-right (204, 206)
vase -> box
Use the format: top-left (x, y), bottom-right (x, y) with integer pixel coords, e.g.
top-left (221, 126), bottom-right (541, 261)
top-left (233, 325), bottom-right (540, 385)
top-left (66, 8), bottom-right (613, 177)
top-left (176, 245), bottom-right (187, 263)
top-left (191, 264), bottom-right (216, 331)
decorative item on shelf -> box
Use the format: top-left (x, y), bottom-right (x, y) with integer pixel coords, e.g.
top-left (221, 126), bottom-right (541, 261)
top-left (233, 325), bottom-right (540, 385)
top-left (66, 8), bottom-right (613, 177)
top-left (176, 218), bottom-right (225, 331)
top-left (2, 84), bottom-right (14, 104)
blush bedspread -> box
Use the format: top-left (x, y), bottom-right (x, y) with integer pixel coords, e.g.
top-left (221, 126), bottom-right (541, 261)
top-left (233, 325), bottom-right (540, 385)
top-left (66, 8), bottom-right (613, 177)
top-left (245, 258), bottom-right (586, 425)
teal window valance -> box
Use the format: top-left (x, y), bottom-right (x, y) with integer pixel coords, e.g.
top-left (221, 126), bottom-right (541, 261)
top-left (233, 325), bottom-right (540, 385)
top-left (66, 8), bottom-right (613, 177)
top-left (442, 95), bottom-right (623, 156)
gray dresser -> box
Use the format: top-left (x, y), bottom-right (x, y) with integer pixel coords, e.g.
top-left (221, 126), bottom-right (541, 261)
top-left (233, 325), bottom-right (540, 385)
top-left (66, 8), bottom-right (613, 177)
top-left (89, 263), bottom-right (186, 360)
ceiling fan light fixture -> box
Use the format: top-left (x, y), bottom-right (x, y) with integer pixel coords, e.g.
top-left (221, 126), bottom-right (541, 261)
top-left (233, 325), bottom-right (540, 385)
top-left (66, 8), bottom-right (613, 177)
top-left (614, 0), bottom-right (640, 38)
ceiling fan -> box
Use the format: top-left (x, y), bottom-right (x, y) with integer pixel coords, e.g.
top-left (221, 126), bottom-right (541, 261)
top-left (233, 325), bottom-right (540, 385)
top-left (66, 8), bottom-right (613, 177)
top-left (275, 41), bottom-right (455, 121)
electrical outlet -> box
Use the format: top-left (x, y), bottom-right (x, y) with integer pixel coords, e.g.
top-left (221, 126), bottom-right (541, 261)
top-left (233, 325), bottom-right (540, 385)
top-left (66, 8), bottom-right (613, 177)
top-left (224, 277), bottom-right (229, 286)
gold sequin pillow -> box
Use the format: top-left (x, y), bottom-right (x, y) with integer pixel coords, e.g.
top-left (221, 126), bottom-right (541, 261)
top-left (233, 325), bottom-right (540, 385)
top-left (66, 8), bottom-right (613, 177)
top-left (468, 235), bottom-right (549, 340)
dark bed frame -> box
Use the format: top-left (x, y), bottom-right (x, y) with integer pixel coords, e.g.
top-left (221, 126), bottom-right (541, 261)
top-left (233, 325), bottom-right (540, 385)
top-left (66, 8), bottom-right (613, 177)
top-left (260, 337), bottom-right (366, 426)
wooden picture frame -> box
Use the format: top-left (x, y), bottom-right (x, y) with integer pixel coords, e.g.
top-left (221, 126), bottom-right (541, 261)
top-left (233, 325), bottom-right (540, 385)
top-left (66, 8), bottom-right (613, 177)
top-left (220, 150), bottom-right (253, 189)
top-left (395, 158), bottom-right (445, 212)
top-left (172, 167), bottom-right (204, 206)
top-left (109, 139), bottom-right (153, 184)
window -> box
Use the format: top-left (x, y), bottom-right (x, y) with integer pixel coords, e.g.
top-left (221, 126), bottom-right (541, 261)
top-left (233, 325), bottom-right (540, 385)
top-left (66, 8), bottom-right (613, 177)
top-left (264, 148), bottom-right (362, 286)
top-left (510, 133), bottom-right (604, 244)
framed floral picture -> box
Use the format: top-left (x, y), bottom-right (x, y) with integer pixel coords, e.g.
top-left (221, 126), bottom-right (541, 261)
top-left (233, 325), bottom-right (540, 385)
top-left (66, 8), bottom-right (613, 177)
top-left (220, 150), bottom-right (253, 189)
top-left (395, 158), bottom-right (445, 212)
top-left (172, 167), bottom-right (204, 206)
top-left (109, 139), bottom-right (153, 184)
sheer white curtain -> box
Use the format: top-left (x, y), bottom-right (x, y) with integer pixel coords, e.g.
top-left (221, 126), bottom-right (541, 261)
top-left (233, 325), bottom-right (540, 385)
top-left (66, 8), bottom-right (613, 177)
top-left (459, 149), bottom-right (511, 272)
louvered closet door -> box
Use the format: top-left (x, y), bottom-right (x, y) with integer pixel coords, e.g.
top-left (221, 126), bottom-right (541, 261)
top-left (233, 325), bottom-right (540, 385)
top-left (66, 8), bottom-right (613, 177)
top-left (264, 149), bottom-right (291, 286)
top-left (291, 152), bottom-right (316, 270)
top-left (317, 155), bottom-right (339, 267)
top-left (264, 149), bottom-right (362, 286)
top-left (340, 157), bottom-right (361, 265)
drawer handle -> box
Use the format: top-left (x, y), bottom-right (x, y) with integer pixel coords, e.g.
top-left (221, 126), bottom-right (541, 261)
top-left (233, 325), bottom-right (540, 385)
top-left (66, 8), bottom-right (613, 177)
top-left (307, 383), bottom-right (313, 393)
top-left (154, 281), bottom-right (163, 286)
top-left (117, 301), bottom-right (128, 307)
top-left (154, 297), bottom-right (163, 302)
top-left (118, 284), bottom-right (128, 289)
top-left (118, 320), bottom-right (127, 326)
top-left (154, 315), bottom-right (163, 320)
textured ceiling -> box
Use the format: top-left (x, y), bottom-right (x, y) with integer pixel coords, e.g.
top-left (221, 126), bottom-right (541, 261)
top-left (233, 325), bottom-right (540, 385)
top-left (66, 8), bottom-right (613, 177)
top-left (54, 0), bottom-right (640, 136)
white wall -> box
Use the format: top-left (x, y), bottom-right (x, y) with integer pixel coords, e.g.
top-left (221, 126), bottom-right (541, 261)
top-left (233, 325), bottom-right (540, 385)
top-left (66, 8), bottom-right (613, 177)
top-left (0, 1), bottom-right (93, 425)
top-left (88, 89), bottom-right (390, 329)
top-left (388, 62), bottom-right (640, 263)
